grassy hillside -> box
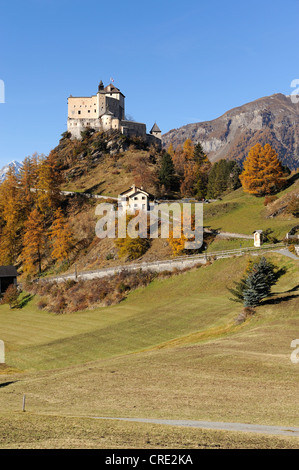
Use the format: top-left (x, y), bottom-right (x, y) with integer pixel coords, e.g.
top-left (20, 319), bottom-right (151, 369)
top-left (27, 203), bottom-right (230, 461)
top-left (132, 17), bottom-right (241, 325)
top-left (3, 257), bottom-right (246, 371)
top-left (57, 130), bottom-right (160, 197)
top-left (0, 253), bottom-right (298, 438)
top-left (204, 177), bottom-right (299, 239)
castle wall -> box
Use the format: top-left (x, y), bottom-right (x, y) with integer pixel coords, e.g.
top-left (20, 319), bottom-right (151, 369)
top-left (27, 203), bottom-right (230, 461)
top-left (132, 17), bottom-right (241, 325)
top-left (97, 93), bottom-right (106, 117)
top-left (146, 133), bottom-right (162, 148)
top-left (121, 120), bottom-right (146, 137)
top-left (68, 96), bottom-right (98, 119)
top-left (106, 96), bottom-right (124, 120)
top-left (67, 118), bottom-right (102, 139)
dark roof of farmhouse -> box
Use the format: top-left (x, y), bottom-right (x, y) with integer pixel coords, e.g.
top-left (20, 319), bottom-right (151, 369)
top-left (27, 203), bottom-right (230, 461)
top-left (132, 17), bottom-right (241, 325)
top-left (0, 266), bottom-right (18, 277)
top-left (129, 190), bottom-right (155, 199)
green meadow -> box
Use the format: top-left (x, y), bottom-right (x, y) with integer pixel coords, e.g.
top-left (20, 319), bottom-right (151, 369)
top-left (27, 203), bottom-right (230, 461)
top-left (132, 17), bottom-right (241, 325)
top-left (203, 184), bottom-right (297, 239)
top-left (0, 253), bottom-right (298, 448)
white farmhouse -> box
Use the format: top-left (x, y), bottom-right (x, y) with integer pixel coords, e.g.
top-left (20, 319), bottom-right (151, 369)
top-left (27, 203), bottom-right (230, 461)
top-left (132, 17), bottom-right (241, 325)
top-left (118, 185), bottom-right (155, 213)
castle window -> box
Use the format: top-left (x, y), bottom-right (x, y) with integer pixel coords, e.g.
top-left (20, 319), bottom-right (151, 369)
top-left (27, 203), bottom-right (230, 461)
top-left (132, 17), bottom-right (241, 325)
top-left (88, 110), bottom-right (90, 113)
top-left (78, 110), bottom-right (81, 114)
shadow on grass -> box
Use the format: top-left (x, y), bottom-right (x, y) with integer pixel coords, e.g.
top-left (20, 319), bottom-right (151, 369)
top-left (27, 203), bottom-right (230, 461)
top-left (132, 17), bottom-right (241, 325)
top-left (262, 293), bottom-right (299, 305)
top-left (271, 284), bottom-right (299, 296)
top-left (85, 181), bottom-right (106, 194)
top-left (18, 294), bottom-right (34, 309)
top-left (0, 381), bottom-right (17, 388)
top-left (285, 172), bottom-right (299, 188)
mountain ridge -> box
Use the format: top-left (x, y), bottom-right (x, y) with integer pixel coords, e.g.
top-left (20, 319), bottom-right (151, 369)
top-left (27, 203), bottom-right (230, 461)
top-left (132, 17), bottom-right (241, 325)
top-left (0, 160), bottom-right (21, 182)
top-left (162, 93), bottom-right (299, 170)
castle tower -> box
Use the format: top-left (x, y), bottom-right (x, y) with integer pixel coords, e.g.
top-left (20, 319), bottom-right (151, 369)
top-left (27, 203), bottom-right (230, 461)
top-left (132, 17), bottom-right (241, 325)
top-left (150, 122), bottom-right (162, 140)
top-left (98, 80), bottom-right (104, 92)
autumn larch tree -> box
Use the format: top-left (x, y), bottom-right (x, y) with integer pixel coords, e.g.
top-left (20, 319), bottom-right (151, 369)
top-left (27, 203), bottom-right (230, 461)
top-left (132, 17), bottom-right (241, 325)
top-left (49, 208), bottom-right (74, 263)
top-left (36, 152), bottom-right (62, 216)
top-left (0, 167), bottom-right (22, 264)
top-left (240, 143), bottom-right (286, 196)
top-left (19, 155), bottom-right (38, 215)
top-left (21, 208), bottom-right (46, 275)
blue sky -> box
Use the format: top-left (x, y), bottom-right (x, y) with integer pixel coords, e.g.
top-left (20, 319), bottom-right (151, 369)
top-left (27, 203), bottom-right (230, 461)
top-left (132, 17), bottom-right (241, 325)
top-left (0, 0), bottom-right (298, 166)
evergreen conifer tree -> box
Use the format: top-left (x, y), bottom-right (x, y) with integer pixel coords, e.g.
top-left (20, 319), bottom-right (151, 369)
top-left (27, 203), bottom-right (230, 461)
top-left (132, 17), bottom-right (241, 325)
top-left (158, 153), bottom-right (176, 191)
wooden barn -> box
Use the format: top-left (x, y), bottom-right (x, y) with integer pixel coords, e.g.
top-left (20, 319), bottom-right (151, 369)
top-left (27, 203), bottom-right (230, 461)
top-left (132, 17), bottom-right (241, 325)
top-left (0, 266), bottom-right (18, 295)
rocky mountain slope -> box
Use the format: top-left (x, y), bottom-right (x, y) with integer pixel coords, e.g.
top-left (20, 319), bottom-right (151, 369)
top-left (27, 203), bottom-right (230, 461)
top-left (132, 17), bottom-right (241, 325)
top-left (162, 94), bottom-right (299, 170)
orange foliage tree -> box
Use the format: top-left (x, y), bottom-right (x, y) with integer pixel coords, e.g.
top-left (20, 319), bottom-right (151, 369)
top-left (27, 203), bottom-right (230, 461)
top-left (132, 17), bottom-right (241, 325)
top-left (240, 143), bottom-right (286, 196)
top-left (168, 212), bottom-right (200, 256)
top-left (21, 208), bottom-right (46, 275)
top-left (49, 208), bottom-right (74, 263)
top-left (0, 167), bottom-right (22, 264)
top-left (19, 155), bottom-right (38, 215)
top-left (36, 153), bottom-right (62, 216)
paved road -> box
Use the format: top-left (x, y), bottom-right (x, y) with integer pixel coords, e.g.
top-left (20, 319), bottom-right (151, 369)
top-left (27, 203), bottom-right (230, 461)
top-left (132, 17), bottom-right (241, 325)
top-left (92, 416), bottom-right (299, 438)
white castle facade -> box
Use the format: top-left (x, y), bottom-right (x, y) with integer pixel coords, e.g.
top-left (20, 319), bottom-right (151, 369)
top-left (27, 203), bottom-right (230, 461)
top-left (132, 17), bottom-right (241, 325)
top-left (67, 81), bottom-right (161, 145)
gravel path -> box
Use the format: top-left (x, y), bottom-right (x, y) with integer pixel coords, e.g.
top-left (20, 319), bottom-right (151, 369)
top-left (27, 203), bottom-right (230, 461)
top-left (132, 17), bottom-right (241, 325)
top-left (273, 248), bottom-right (299, 260)
top-left (92, 416), bottom-right (299, 437)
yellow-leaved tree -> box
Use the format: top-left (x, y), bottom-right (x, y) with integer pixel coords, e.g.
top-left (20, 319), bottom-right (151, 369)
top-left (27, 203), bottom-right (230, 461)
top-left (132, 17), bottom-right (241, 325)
top-left (0, 167), bottom-right (22, 264)
top-left (49, 208), bottom-right (74, 263)
top-left (168, 213), bottom-right (199, 256)
top-left (36, 152), bottom-right (61, 216)
top-left (21, 208), bottom-right (46, 275)
top-left (240, 143), bottom-right (286, 196)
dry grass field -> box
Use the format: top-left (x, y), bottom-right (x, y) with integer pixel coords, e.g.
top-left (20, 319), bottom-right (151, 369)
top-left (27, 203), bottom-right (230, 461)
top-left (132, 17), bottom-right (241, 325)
top-left (0, 253), bottom-right (298, 448)
top-left (0, 413), bottom-right (298, 449)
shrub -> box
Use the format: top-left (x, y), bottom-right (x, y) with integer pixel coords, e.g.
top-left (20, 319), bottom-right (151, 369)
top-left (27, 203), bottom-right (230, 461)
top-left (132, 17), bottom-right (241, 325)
top-left (116, 236), bottom-right (151, 260)
top-left (286, 195), bottom-right (299, 217)
top-left (51, 294), bottom-right (67, 314)
top-left (117, 282), bottom-right (130, 293)
top-left (64, 279), bottom-right (77, 289)
top-left (1, 285), bottom-right (19, 309)
top-left (264, 195), bottom-right (278, 206)
top-left (37, 298), bottom-right (48, 310)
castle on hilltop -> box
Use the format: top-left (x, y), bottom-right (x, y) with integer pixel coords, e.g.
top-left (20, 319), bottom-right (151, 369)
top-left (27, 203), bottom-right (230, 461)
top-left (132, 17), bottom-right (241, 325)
top-left (67, 81), bottom-right (161, 146)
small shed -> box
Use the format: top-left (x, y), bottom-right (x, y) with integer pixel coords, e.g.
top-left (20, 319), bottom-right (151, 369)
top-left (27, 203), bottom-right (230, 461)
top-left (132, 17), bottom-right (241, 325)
top-left (253, 230), bottom-right (263, 247)
top-left (0, 266), bottom-right (18, 295)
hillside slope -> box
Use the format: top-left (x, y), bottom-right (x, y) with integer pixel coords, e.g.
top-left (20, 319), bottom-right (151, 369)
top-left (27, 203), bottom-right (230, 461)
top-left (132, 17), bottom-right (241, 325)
top-left (163, 94), bottom-right (299, 170)
top-left (203, 176), bottom-right (299, 239)
top-left (0, 254), bottom-right (298, 430)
